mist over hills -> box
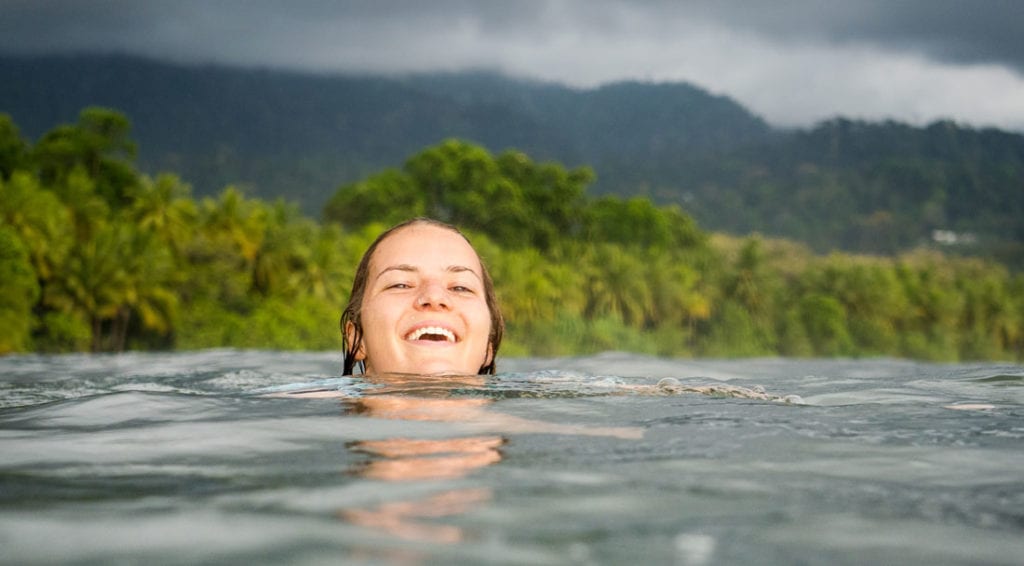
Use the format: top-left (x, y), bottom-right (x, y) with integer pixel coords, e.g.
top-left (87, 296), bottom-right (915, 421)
top-left (3, 54), bottom-right (1022, 262)
top-left (1, 54), bottom-right (771, 188)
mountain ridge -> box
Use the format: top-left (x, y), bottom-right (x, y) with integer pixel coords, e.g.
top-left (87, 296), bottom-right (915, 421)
top-left (3, 53), bottom-right (1022, 262)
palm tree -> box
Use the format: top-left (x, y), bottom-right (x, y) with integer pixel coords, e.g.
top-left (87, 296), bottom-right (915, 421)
top-left (51, 167), bottom-right (110, 241)
top-left (111, 228), bottom-right (178, 351)
top-left (491, 247), bottom-right (582, 324)
top-left (202, 186), bottom-right (268, 273)
top-left (0, 225), bottom-right (39, 353)
top-left (580, 243), bottom-right (654, 328)
top-left (46, 221), bottom-right (178, 352)
top-left (249, 200), bottom-right (311, 297)
top-left (46, 221), bottom-right (130, 351)
top-left (0, 171), bottom-right (73, 282)
top-left (0, 113), bottom-right (28, 179)
top-left (292, 223), bottom-right (351, 304)
top-left (647, 252), bottom-right (711, 336)
top-left (129, 173), bottom-right (197, 261)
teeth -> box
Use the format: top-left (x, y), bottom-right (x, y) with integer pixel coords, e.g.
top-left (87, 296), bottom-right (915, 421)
top-left (405, 326), bottom-right (456, 342)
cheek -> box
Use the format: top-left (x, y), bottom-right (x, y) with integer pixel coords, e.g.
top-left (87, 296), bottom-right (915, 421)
top-left (358, 299), bottom-right (398, 345)
top-left (470, 304), bottom-right (494, 343)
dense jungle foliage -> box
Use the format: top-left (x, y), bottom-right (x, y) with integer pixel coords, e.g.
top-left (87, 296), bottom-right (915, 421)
top-left (4, 55), bottom-right (1023, 266)
top-left (1, 108), bottom-right (1022, 361)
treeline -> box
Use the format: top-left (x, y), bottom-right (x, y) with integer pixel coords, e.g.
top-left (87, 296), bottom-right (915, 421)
top-left (1, 108), bottom-right (1022, 361)
top-left (6, 55), bottom-right (1024, 266)
top-left (663, 118), bottom-right (1024, 262)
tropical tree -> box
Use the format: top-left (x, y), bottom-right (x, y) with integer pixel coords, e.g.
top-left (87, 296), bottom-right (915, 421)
top-left (496, 150), bottom-right (592, 247)
top-left (50, 167), bottom-right (112, 241)
top-left (33, 107), bottom-right (138, 206)
top-left (0, 113), bottom-right (28, 179)
top-left (713, 236), bottom-right (780, 351)
top-left (894, 253), bottom-right (961, 359)
top-left (579, 243), bottom-right (654, 328)
top-left (251, 200), bottom-right (316, 298)
top-left (954, 260), bottom-right (1019, 360)
top-left (489, 245), bottom-right (584, 324)
top-left (701, 300), bottom-right (773, 357)
top-left (111, 228), bottom-right (179, 350)
top-left (129, 173), bottom-right (198, 261)
top-left (403, 139), bottom-right (498, 223)
top-left (798, 293), bottom-right (854, 356)
top-left (0, 171), bottom-right (73, 281)
top-left (0, 225), bottom-right (39, 353)
top-left (645, 251), bottom-right (711, 336)
top-left (46, 221), bottom-right (132, 351)
top-left (323, 168), bottom-right (425, 228)
top-left (201, 186), bottom-right (269, 281)
top-left (44, 219), bottom-right (178, 352)
top-left (585, 197), bottom-right (705, 250)
top-left (803, 256), bottom-right (907, 354)
top-left (293, 222), bottom-right (353, 304)
top-left (325, 140), bottom-right (595, 250)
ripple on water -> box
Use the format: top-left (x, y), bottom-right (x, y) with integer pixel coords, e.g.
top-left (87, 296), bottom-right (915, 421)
top-left (1, 353), bottom-right (1022, 565)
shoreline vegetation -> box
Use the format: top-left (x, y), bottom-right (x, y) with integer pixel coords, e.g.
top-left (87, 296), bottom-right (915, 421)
top-left (1, 108), bottom-right (1022, 361)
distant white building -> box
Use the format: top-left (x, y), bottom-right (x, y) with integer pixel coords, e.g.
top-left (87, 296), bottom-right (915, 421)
top-left (931, 229), bottom-right (977, 246)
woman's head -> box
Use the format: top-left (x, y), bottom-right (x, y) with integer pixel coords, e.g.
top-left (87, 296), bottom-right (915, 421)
top-left (341, 218), bottom-right (504, 375)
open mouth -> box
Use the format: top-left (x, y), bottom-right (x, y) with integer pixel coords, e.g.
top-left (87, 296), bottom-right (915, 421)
top-left (405, 326), bottom-right (457, 343)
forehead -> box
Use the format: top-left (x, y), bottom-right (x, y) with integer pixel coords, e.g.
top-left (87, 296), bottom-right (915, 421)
top-left (369, 224), bottom-right (482, 273)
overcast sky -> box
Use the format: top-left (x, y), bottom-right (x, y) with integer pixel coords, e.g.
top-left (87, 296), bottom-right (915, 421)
top-left (4, 0), bottom-right (1024, 131)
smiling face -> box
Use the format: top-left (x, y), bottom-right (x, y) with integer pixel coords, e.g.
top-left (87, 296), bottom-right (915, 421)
top-left (348, 223), bottom-right (495, 376)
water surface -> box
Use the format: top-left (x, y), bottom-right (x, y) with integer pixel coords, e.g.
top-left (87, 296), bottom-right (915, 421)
top-left (1, 351), bottom-right (1022, 564)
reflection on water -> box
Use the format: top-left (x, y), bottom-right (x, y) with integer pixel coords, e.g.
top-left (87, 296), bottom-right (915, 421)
top-left (351, 434), bottom-right (505, 482)
top-left (340, 487), bottom-right (493, 546)
top-left (341, 377), bottom-right (503, 546)
top-left (336, 373), bottom-right (642, 552)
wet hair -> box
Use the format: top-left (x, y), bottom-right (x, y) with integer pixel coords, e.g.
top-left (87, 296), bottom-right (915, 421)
top-left (340, 218), bottom-right (504, 375)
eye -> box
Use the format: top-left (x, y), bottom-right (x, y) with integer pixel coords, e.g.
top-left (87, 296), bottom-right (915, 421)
top-left (451, 285), bottom-right (474, 293)
top-left (386, 282), bottom-right (412, 290)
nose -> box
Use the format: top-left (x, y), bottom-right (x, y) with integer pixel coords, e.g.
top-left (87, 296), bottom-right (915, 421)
top-left (415, 280), bottom-right (449, 310)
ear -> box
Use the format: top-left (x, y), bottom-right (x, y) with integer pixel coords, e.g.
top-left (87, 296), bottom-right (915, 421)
top-left (344, 321), bottom-right (366, 361)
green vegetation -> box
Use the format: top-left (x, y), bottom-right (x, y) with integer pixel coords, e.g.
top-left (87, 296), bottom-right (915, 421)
top-left (7, 55), bottom-right (1023, 269)
top-left (1, 108), bottom-right (1022, 361)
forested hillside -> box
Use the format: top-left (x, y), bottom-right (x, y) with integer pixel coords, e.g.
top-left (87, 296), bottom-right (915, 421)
top-left (3, 54), bottom-right (1023, 264)
top-left (2, 109), bottom-right (1022, 361)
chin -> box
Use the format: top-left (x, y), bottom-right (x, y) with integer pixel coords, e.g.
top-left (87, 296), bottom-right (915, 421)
top-left (412, 360), bottom-right (477, 376)
top-left (366, 353), bottom-right (480, 376)
top-left (417, 367), bottom-right (473, 376)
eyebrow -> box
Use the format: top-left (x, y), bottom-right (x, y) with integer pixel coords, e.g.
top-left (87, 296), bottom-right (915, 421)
top-left (376, 264), bottom-right (482, 281)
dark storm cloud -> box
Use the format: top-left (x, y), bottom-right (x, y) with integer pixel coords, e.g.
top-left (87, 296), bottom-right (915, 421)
top-left (682, 0), bottom-right (1024, 72)
top-left (0, 1), bottom-right (555, 69)
top-left (4, 1), bottom-right (1023, 129)
top-left (2, 0), bottom-right (1021, 73)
